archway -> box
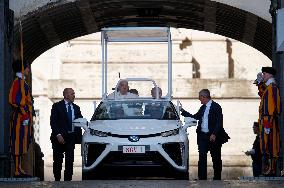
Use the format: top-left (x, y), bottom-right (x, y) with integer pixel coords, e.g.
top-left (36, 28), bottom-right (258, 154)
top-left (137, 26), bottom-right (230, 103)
top-left (5, 0), bottom-right (277, 179)
top-left (13, 0), bottom-right (271, 63)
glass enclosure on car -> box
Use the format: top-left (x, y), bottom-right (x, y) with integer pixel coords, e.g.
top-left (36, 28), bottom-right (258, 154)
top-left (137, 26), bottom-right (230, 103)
top-left (91, 100), bottom-right (179, 120)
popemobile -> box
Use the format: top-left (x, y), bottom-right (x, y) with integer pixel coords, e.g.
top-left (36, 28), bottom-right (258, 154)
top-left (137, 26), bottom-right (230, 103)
top-left (73, 27), bottom-right (197, 180)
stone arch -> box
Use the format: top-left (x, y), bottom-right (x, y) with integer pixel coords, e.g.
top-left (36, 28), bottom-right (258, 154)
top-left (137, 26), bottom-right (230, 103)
top-left (13, 0), bottom-right (271, 64)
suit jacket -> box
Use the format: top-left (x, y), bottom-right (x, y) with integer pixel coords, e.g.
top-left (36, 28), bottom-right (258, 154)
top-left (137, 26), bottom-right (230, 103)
top-left (181, 100), bottom-right (230, 144)
top-left (50, 100), bottom-right (83, 144)
top-left (252, 135), bottom-right (261, 163)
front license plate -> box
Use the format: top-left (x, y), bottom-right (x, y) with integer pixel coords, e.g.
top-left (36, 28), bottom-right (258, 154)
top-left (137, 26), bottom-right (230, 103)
top-left (123, 146), bottom-right (145, 153)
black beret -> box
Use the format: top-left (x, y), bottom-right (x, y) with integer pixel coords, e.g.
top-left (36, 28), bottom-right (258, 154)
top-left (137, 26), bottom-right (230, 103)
top-left (262, 66), bottom-right (276, 76)
top-left (12, 60), bottom-right (28, 73)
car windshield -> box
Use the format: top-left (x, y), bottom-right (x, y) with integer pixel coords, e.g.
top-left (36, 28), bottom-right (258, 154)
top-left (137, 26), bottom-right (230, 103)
top-left (91, 100), bottom-right (178, 120)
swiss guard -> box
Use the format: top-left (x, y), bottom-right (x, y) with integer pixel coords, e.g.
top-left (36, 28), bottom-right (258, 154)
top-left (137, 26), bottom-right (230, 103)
top-left (8, 60), bottom-right (33, 177)
top-left (259, 66), bottom-right (281, 176)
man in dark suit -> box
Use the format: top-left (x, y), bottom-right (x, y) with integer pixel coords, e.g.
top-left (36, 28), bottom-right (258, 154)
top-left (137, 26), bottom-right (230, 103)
top-left (50, 88), bottom-right (83, 181)
top-left (180, 89), bottom-right (229, 180)
top-left (245, 122), bottom-right (262, 177)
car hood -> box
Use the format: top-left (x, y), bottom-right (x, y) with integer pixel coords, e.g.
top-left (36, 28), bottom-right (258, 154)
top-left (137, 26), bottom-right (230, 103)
top-left (89, 119), bottom-right (180, 135)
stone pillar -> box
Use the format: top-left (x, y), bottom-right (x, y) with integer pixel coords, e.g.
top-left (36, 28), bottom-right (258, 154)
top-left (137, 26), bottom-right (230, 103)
top-left (272, 0), bottom-right (284, 175)
top-left (279, 0), bottom-right (284, 175)
top-left (0, 0), bottom-right (13, 178)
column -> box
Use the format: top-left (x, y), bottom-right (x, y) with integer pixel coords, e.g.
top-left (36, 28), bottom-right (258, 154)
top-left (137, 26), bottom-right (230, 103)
top-left (272, 0), bottom-right (284, 175)
top-left (0, 0), bottom-right (13, 178)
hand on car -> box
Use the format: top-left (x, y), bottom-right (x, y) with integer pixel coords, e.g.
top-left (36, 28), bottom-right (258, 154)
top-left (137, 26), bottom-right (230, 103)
top-left (179, 103), bottom-right (184, 112)
top-left (179, 103), bottom-right (182, 109)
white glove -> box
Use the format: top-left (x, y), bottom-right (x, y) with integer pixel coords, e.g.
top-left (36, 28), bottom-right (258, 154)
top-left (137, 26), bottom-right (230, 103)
top-left (256, 72), bottom-right (263, 84)
top-left (264, 128), bottom-right (270, 134)
top-left (245, 149), bottom-right (255, 155)
top-left (22, 119), bottom-right (29, 126)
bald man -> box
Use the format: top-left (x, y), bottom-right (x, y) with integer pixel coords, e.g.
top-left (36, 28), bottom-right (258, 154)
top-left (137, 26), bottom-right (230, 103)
top-left (151, 87), bottom-right (162, 99)
top-left (50, 88), bottom-right (83, 181)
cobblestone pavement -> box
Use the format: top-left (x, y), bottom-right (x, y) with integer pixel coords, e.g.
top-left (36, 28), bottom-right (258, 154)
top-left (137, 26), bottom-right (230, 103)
top-left (2, 156), bottom-right (284, 187)
top-left (1, 180), bottom-right (284, 188)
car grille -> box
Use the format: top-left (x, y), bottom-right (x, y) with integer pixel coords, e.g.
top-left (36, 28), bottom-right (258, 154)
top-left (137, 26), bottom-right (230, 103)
top-left (162, 143), bottom-right (183, 166)
top-left (100, 151), bottom-right (169, 167)
top-left (106, 132), bottom-right (161, 138)
top-left (85, 143), bottom-right (106, 167)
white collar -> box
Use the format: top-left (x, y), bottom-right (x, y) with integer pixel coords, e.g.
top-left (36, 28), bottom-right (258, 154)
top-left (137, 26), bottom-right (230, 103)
top-left (265, 78), bottom-right (275, 86)
top-left (118, 92), bottom-right (128, 96)
top-left (206, 100), bottom-right (212, 107)
top-left (64, 99), bottom-right (72, 105)
top-left (16, 72), bottom-right (25, 79)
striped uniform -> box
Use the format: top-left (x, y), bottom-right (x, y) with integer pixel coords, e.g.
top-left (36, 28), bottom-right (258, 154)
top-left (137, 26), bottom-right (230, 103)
top-left (257, 82), bottom-right (266, 97)
top-left (9, 75), bottom-right (33, 175)
top-left (259, 82), bottom-right (280, 161)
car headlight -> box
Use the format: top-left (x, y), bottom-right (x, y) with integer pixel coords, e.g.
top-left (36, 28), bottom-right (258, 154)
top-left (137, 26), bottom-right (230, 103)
top-left (89, 128), bottom-right (108, 137)
top-left (161, 129), bottom-right (179, 137)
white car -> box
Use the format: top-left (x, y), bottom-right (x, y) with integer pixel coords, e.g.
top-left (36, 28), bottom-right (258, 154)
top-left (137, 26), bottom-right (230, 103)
top-left (74, 27), bottom-right (197, 179)
top-left (74, 97), bottom-right (197, 179)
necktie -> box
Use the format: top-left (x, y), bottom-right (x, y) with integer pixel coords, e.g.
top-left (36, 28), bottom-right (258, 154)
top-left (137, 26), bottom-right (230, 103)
top-left (67, 103), bottom-right (73, 132)
top-left (200, 105), bottom-right (206, 124)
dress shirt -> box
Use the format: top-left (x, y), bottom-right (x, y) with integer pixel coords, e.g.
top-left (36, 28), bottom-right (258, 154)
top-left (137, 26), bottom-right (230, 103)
top-left (64, 99), bottom-right (74, 132)
top-left (201, 100), bottom-right (212, 133)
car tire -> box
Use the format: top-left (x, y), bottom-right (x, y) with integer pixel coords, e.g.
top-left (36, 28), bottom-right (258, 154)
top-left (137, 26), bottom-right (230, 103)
top-left (82, 170), bottom-right (105, 180)
top-left (82, 171), bottom-right (92, 180)
top-left (82, 169), bottom-right (108, 180)
top-left (173, 170), bottom-right (189, 180)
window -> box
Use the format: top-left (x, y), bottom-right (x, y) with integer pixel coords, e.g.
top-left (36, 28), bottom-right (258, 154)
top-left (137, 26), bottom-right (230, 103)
top-left (91, 100), bottom-right (178, 120)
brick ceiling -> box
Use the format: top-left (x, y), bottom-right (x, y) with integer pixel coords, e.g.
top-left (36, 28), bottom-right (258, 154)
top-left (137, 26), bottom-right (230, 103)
top-left (13, 0), bottom-right (272, 64)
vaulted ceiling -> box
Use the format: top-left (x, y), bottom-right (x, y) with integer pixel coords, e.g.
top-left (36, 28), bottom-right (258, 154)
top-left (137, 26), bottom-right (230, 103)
top-left (13, 0), bottom-right (271, 63)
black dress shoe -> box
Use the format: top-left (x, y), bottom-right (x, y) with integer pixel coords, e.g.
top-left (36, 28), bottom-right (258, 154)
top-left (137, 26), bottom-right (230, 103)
top-left (14, 174), bottom-right (33, 178)
top-left (213, 176), bottom-right (221, 180)
top-left (13, 175), bottom-right (21, 178)
top-left (264, 173), bottom-right (275, 177)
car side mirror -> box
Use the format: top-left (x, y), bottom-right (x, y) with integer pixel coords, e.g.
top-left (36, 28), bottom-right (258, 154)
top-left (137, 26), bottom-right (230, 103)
top-left (182, 117), bottom-right (197, 131)
top-left (73, 118), bottom-right (88, 131)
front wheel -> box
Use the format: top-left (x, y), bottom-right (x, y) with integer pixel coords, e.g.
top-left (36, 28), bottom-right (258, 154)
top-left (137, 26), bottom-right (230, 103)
top-left (173, 170), bottom-right (189, 180)
top-left (82, 170), bottom-right (106, 180)
top-left (82, 171), bottom-right (92, 180)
